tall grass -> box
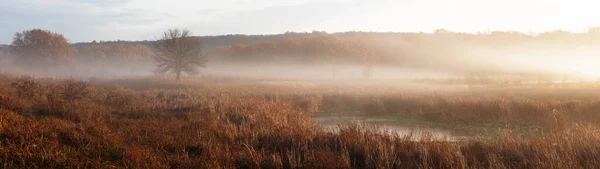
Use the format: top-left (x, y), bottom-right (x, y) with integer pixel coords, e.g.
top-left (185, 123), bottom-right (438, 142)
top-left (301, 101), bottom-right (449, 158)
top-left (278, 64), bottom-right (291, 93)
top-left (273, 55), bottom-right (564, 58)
top-left (1, 76), bottom-right (600, 168)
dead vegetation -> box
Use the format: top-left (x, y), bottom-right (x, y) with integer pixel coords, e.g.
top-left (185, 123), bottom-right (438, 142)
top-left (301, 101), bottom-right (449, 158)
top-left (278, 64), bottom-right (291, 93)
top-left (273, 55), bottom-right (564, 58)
top-left (1, 75), bottom-right (600, 168)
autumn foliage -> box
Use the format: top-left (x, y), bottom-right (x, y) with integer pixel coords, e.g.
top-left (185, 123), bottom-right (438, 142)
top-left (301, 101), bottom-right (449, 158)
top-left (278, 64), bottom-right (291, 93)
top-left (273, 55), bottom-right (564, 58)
top-left (65, 29), bottom-right (600, 70)
top-left (201, 29), bottom-right (600, 68)
top-left (9, 29), bottom-right (75, 65)
top-left (208, 32), bottom-right (380, 64)
top-left (76, 44), bottom-right (154, 63)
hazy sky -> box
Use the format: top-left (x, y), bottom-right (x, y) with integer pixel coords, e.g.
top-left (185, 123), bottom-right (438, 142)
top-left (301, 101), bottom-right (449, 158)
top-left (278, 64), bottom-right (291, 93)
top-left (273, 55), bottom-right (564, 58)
top-left (1, 0), bottom-right (600, 43)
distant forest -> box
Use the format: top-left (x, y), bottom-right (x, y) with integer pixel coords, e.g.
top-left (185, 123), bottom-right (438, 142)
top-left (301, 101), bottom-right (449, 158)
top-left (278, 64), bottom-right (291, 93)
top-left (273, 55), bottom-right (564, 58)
top-left (5, 29), bottom-right (600, 73)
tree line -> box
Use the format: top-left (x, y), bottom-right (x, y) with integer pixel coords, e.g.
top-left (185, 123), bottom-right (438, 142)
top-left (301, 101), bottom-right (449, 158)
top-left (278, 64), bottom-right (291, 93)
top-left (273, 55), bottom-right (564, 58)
top-left (5, 28), bottom-right (600, 79)
top-left (207, 32), bottom-right (381, 64)
top-left (4, 29), bottom-right (205, 80)
top-left (72, 28), bottom-right (600, 67)
top-left (76, 44), bottom-right (154, 63)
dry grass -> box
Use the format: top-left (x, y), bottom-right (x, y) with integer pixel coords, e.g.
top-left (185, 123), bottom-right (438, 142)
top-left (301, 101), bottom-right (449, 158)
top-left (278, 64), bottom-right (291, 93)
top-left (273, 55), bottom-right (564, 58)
top-left (1, 75), bottom-right (600, 168)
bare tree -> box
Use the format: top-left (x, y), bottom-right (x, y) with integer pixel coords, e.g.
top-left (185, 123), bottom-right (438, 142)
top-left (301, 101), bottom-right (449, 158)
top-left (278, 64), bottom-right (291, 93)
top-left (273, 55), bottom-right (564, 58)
top-left (154, 29), bottom-right (207, 80)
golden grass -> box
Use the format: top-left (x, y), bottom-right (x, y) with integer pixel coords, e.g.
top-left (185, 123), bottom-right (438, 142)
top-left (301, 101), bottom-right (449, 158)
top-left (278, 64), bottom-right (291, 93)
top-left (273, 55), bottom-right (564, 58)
top-left (1, 75), bottom-right (600, 168)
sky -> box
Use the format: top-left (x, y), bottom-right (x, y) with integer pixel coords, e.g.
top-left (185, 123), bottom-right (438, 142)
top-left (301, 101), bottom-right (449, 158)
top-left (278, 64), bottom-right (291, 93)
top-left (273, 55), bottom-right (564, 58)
top-left (1, 0), bottom-right (600, 44)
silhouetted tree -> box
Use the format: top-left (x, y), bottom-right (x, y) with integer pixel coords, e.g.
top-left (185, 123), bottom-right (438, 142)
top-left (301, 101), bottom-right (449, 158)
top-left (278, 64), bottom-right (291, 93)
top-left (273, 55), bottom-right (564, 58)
top-left (9, 29), bottom-right (75, 65)
top-left (154, 29), bottom-right (207, 80)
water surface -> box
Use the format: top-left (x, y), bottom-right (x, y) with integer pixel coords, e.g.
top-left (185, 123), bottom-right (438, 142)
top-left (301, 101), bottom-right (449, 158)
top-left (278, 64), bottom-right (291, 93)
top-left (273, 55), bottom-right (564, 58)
top-left (314, 116), bottom-right (469, 141)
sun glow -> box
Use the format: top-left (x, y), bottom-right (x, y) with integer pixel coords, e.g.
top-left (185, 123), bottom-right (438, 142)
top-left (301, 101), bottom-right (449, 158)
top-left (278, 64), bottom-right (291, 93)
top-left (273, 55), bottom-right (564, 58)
top-left (508, 52), bottom-right (600, 80)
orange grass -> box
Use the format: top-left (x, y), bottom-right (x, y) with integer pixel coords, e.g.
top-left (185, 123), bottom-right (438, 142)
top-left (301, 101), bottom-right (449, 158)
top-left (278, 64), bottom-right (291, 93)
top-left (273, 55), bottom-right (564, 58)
top-left (1, 76), bottom-right (600, 168)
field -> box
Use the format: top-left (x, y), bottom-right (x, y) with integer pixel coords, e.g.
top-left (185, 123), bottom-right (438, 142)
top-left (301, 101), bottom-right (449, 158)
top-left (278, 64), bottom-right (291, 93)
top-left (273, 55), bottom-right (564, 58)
top-left (2, 75), bottom-right (600, 168)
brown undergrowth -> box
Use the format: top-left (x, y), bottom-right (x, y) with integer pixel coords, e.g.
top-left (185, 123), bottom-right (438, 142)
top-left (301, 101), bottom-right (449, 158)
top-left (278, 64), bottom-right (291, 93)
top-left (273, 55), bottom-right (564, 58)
top-left (1, 76), bottom-right (600, 168)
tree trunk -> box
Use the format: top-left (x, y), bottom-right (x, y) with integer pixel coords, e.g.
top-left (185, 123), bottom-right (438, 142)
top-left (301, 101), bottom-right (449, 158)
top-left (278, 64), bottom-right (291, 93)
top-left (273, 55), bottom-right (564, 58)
top-left (176, 71), bottom-right (181, 80)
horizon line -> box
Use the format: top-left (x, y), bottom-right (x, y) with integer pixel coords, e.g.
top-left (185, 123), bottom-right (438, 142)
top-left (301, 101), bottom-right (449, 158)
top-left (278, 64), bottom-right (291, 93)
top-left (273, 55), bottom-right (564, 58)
top-left (3, 27), bottom-right (600, 45)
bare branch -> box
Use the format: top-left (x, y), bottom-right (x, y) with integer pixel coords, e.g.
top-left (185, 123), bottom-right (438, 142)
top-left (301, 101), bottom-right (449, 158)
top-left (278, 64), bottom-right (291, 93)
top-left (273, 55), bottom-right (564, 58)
top-left (154, 28), bottom-right (207, 79)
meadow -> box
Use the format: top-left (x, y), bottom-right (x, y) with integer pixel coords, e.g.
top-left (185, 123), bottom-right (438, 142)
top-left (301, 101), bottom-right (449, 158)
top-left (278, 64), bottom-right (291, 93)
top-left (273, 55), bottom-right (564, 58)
top-left (1, 74), bottom-right (600, 168)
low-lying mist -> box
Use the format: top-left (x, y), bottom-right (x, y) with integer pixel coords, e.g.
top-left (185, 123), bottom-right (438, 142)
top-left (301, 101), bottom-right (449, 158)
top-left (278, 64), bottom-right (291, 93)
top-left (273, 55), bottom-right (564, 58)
top-left (0, 54), bottom-right (594, 84)
top-left (3, 41), bottom-right (600, 83)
